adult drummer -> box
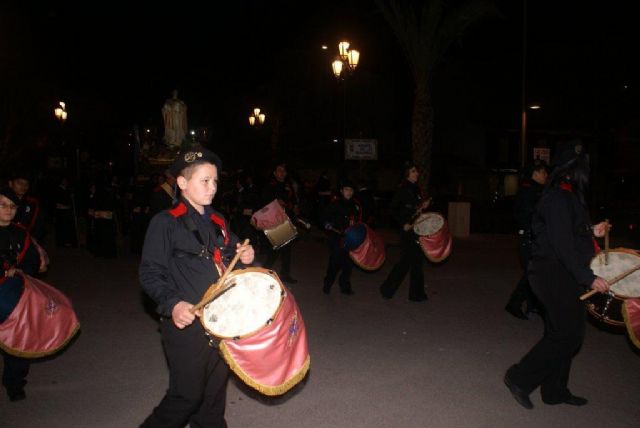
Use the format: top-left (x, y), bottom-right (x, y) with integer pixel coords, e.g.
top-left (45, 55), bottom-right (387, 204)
top-left (321, 179), bottom-right (361, 295)
top-left (380, 162), bottom-right (429, 302)
top-left (504, 140), bottom-right (610, 409)
top-left (139, 145), bottom-right (255, 428)
top-left (0, 187), bottom-right (42, 401)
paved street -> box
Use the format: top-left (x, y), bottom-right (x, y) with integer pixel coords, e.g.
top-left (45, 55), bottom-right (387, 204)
top-left (2, 230), bottom-right (639, 427)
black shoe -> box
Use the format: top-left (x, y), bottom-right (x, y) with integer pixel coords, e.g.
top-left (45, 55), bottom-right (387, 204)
top-left (504, 367), bottom-right (533, 409)
top-left (543, 394), bottom-right (588, 406)
top-left (340, 289), bottom-right (354, 295)
top-left (409, 294), bottom-right (428, 302)
top-left (505, 304), bottom-right (528, 320)
top-left (282, 276), bottom-right (298, 285)
top-left (7, 387), bottom-right (26, 402)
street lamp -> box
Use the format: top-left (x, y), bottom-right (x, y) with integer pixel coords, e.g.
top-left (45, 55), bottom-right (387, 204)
top-left (248, 107), bottom-right (266, 127)
top-left (329, 40), bottom-right (360, 147)
top-left (54, 101), bottom-right (68, 122)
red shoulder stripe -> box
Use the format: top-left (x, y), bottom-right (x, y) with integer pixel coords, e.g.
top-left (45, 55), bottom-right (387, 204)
top-left (169, 202), bottom-right (187, 217)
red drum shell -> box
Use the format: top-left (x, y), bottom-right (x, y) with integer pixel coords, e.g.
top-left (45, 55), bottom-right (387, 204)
top-left (219, 290), bottom-right (310, 396)
top-left (415, 213), bottom-right (452, 263)
top-left (0, 274), bottom-right (80, 358)
top-left (349, 224), bottom-right (385, 270)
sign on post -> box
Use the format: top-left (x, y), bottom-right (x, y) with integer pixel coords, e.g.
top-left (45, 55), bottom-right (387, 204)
top-left (345, 139), bottom-right (378, 160)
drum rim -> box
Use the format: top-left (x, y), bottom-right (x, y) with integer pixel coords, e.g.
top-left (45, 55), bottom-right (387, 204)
top-left (413, 212), bottom-right (445, 237)
top-left (590, 247), bottom-right (640, 299)
top-left (201, 267), bottom-right (286, 340)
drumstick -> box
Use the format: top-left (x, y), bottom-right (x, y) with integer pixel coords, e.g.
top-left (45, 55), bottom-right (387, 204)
top-left (604, 219), bottom-right (610, 265)
top-left (191, 239), bottom-right (250, 313)
top-left (579, 263), bottom-right (640, 301)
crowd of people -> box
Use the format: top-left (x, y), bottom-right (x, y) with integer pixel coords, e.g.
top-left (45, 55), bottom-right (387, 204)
top-left (0, 139), bottom-right (616, 424)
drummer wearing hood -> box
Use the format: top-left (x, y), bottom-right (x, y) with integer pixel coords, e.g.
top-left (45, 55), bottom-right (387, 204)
top-left (504, 139), bottom-right (610, 410)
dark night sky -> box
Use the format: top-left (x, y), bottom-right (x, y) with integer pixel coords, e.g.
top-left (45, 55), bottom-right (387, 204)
top-left (1, 1), bottom-right (638, 168)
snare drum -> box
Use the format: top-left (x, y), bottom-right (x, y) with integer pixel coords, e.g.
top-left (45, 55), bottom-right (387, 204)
top-left (345, 224), bottom-right (385, 270)
top-left (252, 200), bottom-right (298, 249)
top-left (0, 274), bottom-right (80, 358)
top-left (587, 248), bottom-right (640, 326)
top-left (201, 268), bottom-right (310, 396)
top-left (413, 212), bottom-right (452, 263)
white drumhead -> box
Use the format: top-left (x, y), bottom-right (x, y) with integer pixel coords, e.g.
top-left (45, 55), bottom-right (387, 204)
top-left (413, 212), bottom-right (444, 236)
top-left (590, 250), bottom-right (640, 297)
top-left (203, 269), bottom-right (284, 339)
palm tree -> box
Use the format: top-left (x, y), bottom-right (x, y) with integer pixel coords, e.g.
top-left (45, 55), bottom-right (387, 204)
top-left (375, 0), bottom-right (498, 188)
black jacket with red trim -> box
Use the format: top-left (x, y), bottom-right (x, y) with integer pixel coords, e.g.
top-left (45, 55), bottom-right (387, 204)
top-left (0, 222), bottom-right (39, 277)
top-left (139, 198), bottom-right (241, 317)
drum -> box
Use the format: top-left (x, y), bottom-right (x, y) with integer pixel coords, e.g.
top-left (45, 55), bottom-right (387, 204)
top-left (587, 248), bottom-right (640, 327)
top-left (0, 274), bottom-right (80, 358)
top-left (346, 224), bottom-right (385, 270)
top-left (201, 267), bottom-right (310, 396)
top-left (413, 212), bottom-right (452, 263)
top-left (252, 200), bottom-right (298, 249)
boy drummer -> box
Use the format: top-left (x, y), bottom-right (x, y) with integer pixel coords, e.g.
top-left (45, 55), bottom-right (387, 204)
top-left (139, 146), bottom-right (254, 428)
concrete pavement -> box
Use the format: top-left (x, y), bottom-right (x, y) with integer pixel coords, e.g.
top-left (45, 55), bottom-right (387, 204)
top-left (2, 230), bottom-right (639, 427)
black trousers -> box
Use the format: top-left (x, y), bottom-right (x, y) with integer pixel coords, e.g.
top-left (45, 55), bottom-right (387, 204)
top-left (323, 235), bottom-right (353, 291)
top-left (140, 320), bottom-right (229, 428)
top-left (509, 258), bottom-right (586, 402)
top-left (265, 242), bottom-right (292, 278)
top-left (506, 235), bottom-right (539, 311)
top-left (380, 232), bottom-right (426, 300)
top-left (2, 353), bottom-right (30, 393)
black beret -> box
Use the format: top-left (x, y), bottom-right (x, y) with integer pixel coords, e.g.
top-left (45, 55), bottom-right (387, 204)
top-left (8, 169), bottom-right (32, 181)
top-left (0, 187), bottom-right (20, 205)
top-left (552, 139), bottom-right (584, 167)
top-left (170, 145), bottom-right (222, 177)
top-left (339, 178), bottom-right (355, 190)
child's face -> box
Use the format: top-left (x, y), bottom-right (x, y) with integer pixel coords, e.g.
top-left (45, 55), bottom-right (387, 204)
top-left (178, 163), bottom-right (218, 209)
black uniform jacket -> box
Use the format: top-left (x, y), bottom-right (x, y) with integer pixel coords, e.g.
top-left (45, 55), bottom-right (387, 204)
top-left (139, 199), bottom-right (241, 317)
top-left (513, 179), bottom-right (544, 232)
top-left (0, 223), bottom-right (40, 277)
top-left (15, 195), bottom-right (45, 242)
top-left (390, 180), bottom-right (423, 228)
top-left (530, 184), bottom-right (596, 287)
top-left (321, 196), bottom-right (362, 233)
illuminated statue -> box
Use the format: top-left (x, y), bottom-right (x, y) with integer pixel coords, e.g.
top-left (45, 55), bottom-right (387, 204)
top-left (162, 90), bottom-right (188, 147)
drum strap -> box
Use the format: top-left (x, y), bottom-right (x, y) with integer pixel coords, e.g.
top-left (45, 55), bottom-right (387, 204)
top-left (179, 215), bottom-right (226, 275)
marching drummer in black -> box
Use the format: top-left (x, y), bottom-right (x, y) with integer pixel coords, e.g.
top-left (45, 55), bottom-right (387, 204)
top-left (0, 187), bottom-right (42, 401)
top-left (380, 162), bottom-right (429, 302)
top-left (321, 179), bottom-right (360, 295)
top-left (8, 171), bottom-right (46, 242)
top-left (504, 141), bottom-right (610, 409)
top-left (261, 162), bottom-right (298, 284)
top-left (139, 145), bottom-right (255, 428)
top-left (504, 160), bottom-right (548, 320)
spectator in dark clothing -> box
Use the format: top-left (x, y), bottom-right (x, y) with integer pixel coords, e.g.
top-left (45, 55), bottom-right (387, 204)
top-left (54, 178), bottom-right (77, 248)
top-left (148, 170), bottom-right (176, 218)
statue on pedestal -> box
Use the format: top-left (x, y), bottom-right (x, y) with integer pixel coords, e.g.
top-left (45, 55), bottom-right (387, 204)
top-left (162, 90), bottom-right (188, 148)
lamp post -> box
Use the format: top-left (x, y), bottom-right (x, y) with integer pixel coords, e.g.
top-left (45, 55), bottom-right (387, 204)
top-left (330, 41), bottom-right (360, 144)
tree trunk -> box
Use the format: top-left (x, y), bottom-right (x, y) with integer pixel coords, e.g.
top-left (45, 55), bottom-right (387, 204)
top-left (412, 81), bottom-right (434, 190)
